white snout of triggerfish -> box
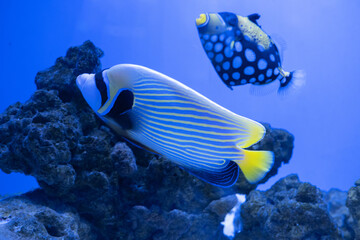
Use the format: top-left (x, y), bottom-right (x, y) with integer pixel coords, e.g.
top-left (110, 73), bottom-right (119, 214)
top-left (76, 64), bottom-right (274, 187)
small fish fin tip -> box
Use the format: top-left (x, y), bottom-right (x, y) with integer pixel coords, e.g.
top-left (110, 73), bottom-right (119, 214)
top-left (236, 149), bottom-right (274, 184)
top-left (278, 70), bottom-right (306, 97)
top-left (182, 161), bottom-right (239, 188)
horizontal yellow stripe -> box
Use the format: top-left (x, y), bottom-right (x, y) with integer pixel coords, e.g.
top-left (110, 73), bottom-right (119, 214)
top-left (140, 120), bottom-right (247, 144)
top-left (134, 109), bottom-right (241, 131)
top-left (135, 93), bottom-right (248, 130)
top-left (135, 103), bottom-right (245, 130)
top-left (128, 130), bottom-right (228, 168)
top-left (135, 97), bottom-right (210, 110)
top-left (143, 118), bottom-right (242, 137)
top-left (134, 82), bottom-right (169, 89)
top-left (186, 147), bottom-right (243, 160)
top-left (138, 124), bottom-right (241, 152)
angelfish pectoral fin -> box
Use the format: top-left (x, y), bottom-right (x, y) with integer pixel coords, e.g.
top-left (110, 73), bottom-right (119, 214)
top-left (234, 149), bottom-right (274, 184)
top-left (181, 161), bottom-right (239, 188)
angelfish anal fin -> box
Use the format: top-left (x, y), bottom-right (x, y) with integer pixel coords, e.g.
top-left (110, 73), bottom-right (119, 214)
top-left (181, 161), bottom-right (239, 188)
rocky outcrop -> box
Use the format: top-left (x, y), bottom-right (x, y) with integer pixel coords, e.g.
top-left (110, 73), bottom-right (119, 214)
top-left (0, 41), bottom-right (295, 239)
top-left (347, 179), bottom-right (360, 239)
top-left (237, 175), bottom-right (343, 240)
top-left (0, 190), bottom-right (95, 240)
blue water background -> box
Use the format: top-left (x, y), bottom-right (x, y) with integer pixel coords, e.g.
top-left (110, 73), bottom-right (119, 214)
top-left (1, 0), bottom-right (360, 195)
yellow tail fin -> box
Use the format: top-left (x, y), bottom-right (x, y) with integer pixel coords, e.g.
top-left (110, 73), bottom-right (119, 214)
top-left (235, 149), bottom-right (274, 184)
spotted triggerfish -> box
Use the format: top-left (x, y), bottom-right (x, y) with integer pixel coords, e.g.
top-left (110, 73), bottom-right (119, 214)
top-left (76, 64), bottom-right (274, 187)
top-left (196, 12), bottom-right (305, 95)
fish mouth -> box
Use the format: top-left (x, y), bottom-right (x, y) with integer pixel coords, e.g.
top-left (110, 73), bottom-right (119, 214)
top-left (196, 13), bottom-right (209, 27)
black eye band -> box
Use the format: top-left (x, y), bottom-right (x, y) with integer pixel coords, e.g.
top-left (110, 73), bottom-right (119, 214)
top-left (107, 90), bottom-right (134, 117)
top-left (95, 70), bottom-right (108, 107)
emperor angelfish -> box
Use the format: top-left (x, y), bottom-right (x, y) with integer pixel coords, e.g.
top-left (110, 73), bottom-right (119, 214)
top-left (76, 64), bottom-right (274, 187)
top-left (196, 12), bottom-right (305, 94)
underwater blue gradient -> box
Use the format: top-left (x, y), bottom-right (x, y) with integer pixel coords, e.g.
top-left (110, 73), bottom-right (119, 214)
top-left (1, 0), bottom-right (360, 194)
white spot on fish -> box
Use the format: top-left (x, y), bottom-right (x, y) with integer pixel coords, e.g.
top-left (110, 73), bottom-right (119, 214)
top-left (240, 79), bottom-right (247, 84)
top-left (203, 34), bottom-right (210, 40)
top-left (258, 59), bottom-right (267, 70)
top-left (207, 52), bottom-right (214, 59)
top-left (205, 42), bottom-right (213, 51)
top-left (214, 43), bottom-right (223, 52)
top-left (224, 47), bottom-right (234, 58)
top-left (215, 54), bottom-right (224, 63)
top-left (270, 54), bottom-right (275, 62)
top-left (245, 49), bottom-right (256, 62)
top-left (223, 61), bottom-right (230, 70)
top-left (225, 36), bottom-right (233, 45)
top-left (235, 42), bottom-right (242, 52)
top-left (249, 77), bottom-right (256, 83)
top-left (244, 35), bottom-right (251, 41)
top-left (232, 56), bottom-right (242, 69)
top-left (258, 74), bottom-right (265, 81)
top-left (258, 44), bottom-right (265, 52)
top-left (229, 81), bottom-right (235, 86)
top-left (232, 72), bottom-right (240, 80)
top-left (266, 68), bottom-right (273, 77)
top-left (219, 34), bottom-right (226, 41)
top-left (216, 65), bottom-right (221, 72)
top-left (244, 66), bottom-right (255, 75)
top-left (211, 35), bottom-right (218, 42)
top-left (223, 73), bottom-right (229, 80)
top-left (281, 78), bottom-right (287, 84)
top-left (274, 68), bottom-right (280, 75)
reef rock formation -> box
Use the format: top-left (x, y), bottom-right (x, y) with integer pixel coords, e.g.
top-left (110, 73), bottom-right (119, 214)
top-left (0, 190), bottom-right (95, 240)
top-left (237, 175), bottom-right (343, 240)
top-left (347, 179), bottom-right (360, 238)
top-left (0, 41), bottom-right (294, 239)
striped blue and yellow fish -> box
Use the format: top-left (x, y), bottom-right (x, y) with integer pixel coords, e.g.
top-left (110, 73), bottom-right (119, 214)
top-left (76, 64), bottom-right (274, 187)
top-left (196, 12), bottom-right (305, 95)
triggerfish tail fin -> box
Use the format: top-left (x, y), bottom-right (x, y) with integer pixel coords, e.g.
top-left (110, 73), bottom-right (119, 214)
top-left (182, 161), bottom-right (239, 188)
top-left (278, 69), bottom-right (306, 96)
top-left (234, 149), bottom-right (274, 184)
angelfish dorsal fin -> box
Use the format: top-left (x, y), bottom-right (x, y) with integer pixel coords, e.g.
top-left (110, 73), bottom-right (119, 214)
top-left (247, 13), bottom-right (261, 26)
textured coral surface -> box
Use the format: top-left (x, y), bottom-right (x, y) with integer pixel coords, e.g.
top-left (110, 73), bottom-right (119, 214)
top-left (1, 41), bottom-right (353, 240)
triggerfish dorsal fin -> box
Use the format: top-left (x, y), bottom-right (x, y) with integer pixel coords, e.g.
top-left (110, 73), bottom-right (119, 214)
top-left (234, 149), bottom-right (274, 184)
top-left (181, 161), bottom-right (239, 188)
top-left (247, 13), bottom-right (261, 26)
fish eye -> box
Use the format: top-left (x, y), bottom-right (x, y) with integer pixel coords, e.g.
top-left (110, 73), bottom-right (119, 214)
top-left (196, 13), bottom-right (209, 27)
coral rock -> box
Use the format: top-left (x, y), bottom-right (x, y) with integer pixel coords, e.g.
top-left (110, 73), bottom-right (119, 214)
top-left (0, 41), bottom-right (295, 239)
